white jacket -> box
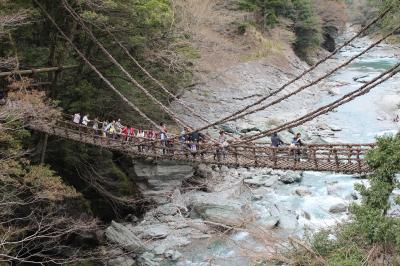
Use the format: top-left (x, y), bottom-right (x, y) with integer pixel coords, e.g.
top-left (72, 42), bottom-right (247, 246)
top-left (82, 116), bottom-right (90, 126)
top-left (73, 114), bottom-right (80, 124)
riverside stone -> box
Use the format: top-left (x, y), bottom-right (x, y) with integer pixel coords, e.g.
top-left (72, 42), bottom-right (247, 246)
top-left (138, 252), bottom-right (159, 266)
top-left (295, 187), bottom-right (312, 196)
top-left (329, 203), bottom-right (348, 213)
top-left (243, 175), bottom-right (278, 187)
top-left (140, 224), bottom-right (170, 239)
top-left (329, 125), bottom-right (342, 132)
top-left (164, 250), bottom-right (182, 260)
top-left (105, 221), bottom-right (145, 252)
top-left (107, 255), bottom-right (135, 266)
top-left (193, 202), bottom-right (246, 227)
top-left (279, 171), bottom-right (302, 184)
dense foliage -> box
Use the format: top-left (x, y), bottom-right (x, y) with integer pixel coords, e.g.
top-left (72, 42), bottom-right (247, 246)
top-left (292, 133), bottom-right (400, 265)
top-left (0, 93), bottom-right (100, 264)
top-left (1, 0), bottom-right (194, 220)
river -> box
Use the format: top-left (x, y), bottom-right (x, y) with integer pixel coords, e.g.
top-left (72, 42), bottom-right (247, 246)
top-left (177, 29), bottom-right (400, 266)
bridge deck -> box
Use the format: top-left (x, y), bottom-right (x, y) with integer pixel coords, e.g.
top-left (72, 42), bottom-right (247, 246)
top-left (28, 120), bottom-right (373, 173)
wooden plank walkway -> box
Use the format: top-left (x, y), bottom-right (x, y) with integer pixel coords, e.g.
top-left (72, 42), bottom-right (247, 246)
top-left (28, 120), bottom-right (374, 173)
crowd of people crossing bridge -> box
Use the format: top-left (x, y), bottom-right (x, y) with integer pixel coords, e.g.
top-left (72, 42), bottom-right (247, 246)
top-left (71, 112), bottom-right (306, 161)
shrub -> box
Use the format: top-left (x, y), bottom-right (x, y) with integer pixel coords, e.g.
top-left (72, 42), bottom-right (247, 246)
top-left (237, 0), bottom-right (322, 61)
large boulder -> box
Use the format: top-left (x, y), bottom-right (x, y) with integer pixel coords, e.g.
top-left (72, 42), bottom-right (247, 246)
top-left (193, 202), bottom-right (247, 227)
top-left (140, 224), bottom-right (170, 239)
top-left (295, 186), bottom-right (312, 196)
top-left (329, 203), bottom-right (348, 214)
top-left (107, 249), bottom-right (135, 266)
top-left (250, 216), bottom-right (280, 230)
top-left (132, 160), bottom-right (194, 203)
top-left (278, 212), bottom-right (299, 229)
top-left (327, 184), bottom-right (345, 197)
top-left (138, 252), bottom-right (160, 266)
top-left (279, 171), bottom-right (302, 184)
top-left (105, 221), bottom-right (145, 252)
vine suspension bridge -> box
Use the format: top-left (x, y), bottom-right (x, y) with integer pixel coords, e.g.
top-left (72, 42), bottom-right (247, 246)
top-left (3, 3), bottom-right (399, 173)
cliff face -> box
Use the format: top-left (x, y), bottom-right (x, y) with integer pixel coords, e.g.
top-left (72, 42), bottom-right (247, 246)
top-left (314, 0), bottom-right (347, 52)
top-left (131, 160), bottom-right (194, 204)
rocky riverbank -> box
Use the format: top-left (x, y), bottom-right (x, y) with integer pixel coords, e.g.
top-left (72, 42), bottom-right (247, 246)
top-left (104, 26), bottom-right (400, 266)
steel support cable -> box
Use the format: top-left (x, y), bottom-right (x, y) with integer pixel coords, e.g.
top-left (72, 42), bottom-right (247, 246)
top-left (33, 0), bottom-right (161, 130)
top-left (62, 1), bottom-right (190, 130)
top-left (176, 7), bottom-right (393, 135)
top-left (238, 62), bottom-right (400, 144)
top-left (217, 25), bottom-right (400, 127)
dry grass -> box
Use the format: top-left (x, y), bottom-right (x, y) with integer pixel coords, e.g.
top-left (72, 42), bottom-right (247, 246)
top-left (172, 0), bottom-right (219, 33)
top-left (170, 0), bottom-right (297, 76)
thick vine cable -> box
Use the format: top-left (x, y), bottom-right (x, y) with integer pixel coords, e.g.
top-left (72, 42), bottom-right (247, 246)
top-left (238, 62), bottom-right (400, 143)
top-left (103, 27), bottom-right (209, 124)
top-left (62, 0), bottom-right (190, 130)
top-left (222, 24), bottom-right (400, 126)
top-left (33, 0), bottom-right (162, 130)
top-left (180, 6), bottom-right (393, 135)
top-left (66, 3), bottom-right (238, 139)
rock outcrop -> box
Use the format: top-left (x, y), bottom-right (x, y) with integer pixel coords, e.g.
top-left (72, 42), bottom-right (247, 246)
top-left (105, 221), bottom-right (145, 252)
top-left (132, 160), bottom-right (194, 203)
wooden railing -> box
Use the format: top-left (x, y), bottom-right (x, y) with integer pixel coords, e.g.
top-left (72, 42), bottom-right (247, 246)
top-left (27, 119), bottom-right (374, 173)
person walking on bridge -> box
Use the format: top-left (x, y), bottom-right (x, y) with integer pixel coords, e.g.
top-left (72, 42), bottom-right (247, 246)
top-left (73, 113), bottom-right (80, 124)
top-left (271, 132), bottom-right (284, 147)
top-left (215, 130), bottom-right (227, 160)
top-left (159, 122), bottom-right (168, 155)
top-left (291, 133), bottom-right (303, 161)
top-left (101, 120), bottom-right (109, 138)
top-left (93, 117), bottom-right (99, 137)
top-left (82, 114), bottom-right (90, 126)
top-left (128, 126), bottom-right (135, 141)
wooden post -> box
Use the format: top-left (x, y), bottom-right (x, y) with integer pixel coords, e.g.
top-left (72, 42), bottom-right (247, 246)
top-left (333, 149), bottom-right (339, 171)
top-left (348, 145), bottom-right (352, 163)
top-left (327, 149), bottom-right (332, 163)
top-left (78, 125), bottom-right (82, 140)
top-left (312, 146), bottom-right (318, 169)
top-left (234, 146), bottom-right (239, 166)
top-left (357, 149), bottom-right (362, 172)
top-left (253, 147), bottom-right (258, 166)
top-left (40, 133), bottom-right (48, 165)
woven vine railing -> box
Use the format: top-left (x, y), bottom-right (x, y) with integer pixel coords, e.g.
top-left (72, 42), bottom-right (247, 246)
top-left (28, 119), bottom-right (373, 173)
